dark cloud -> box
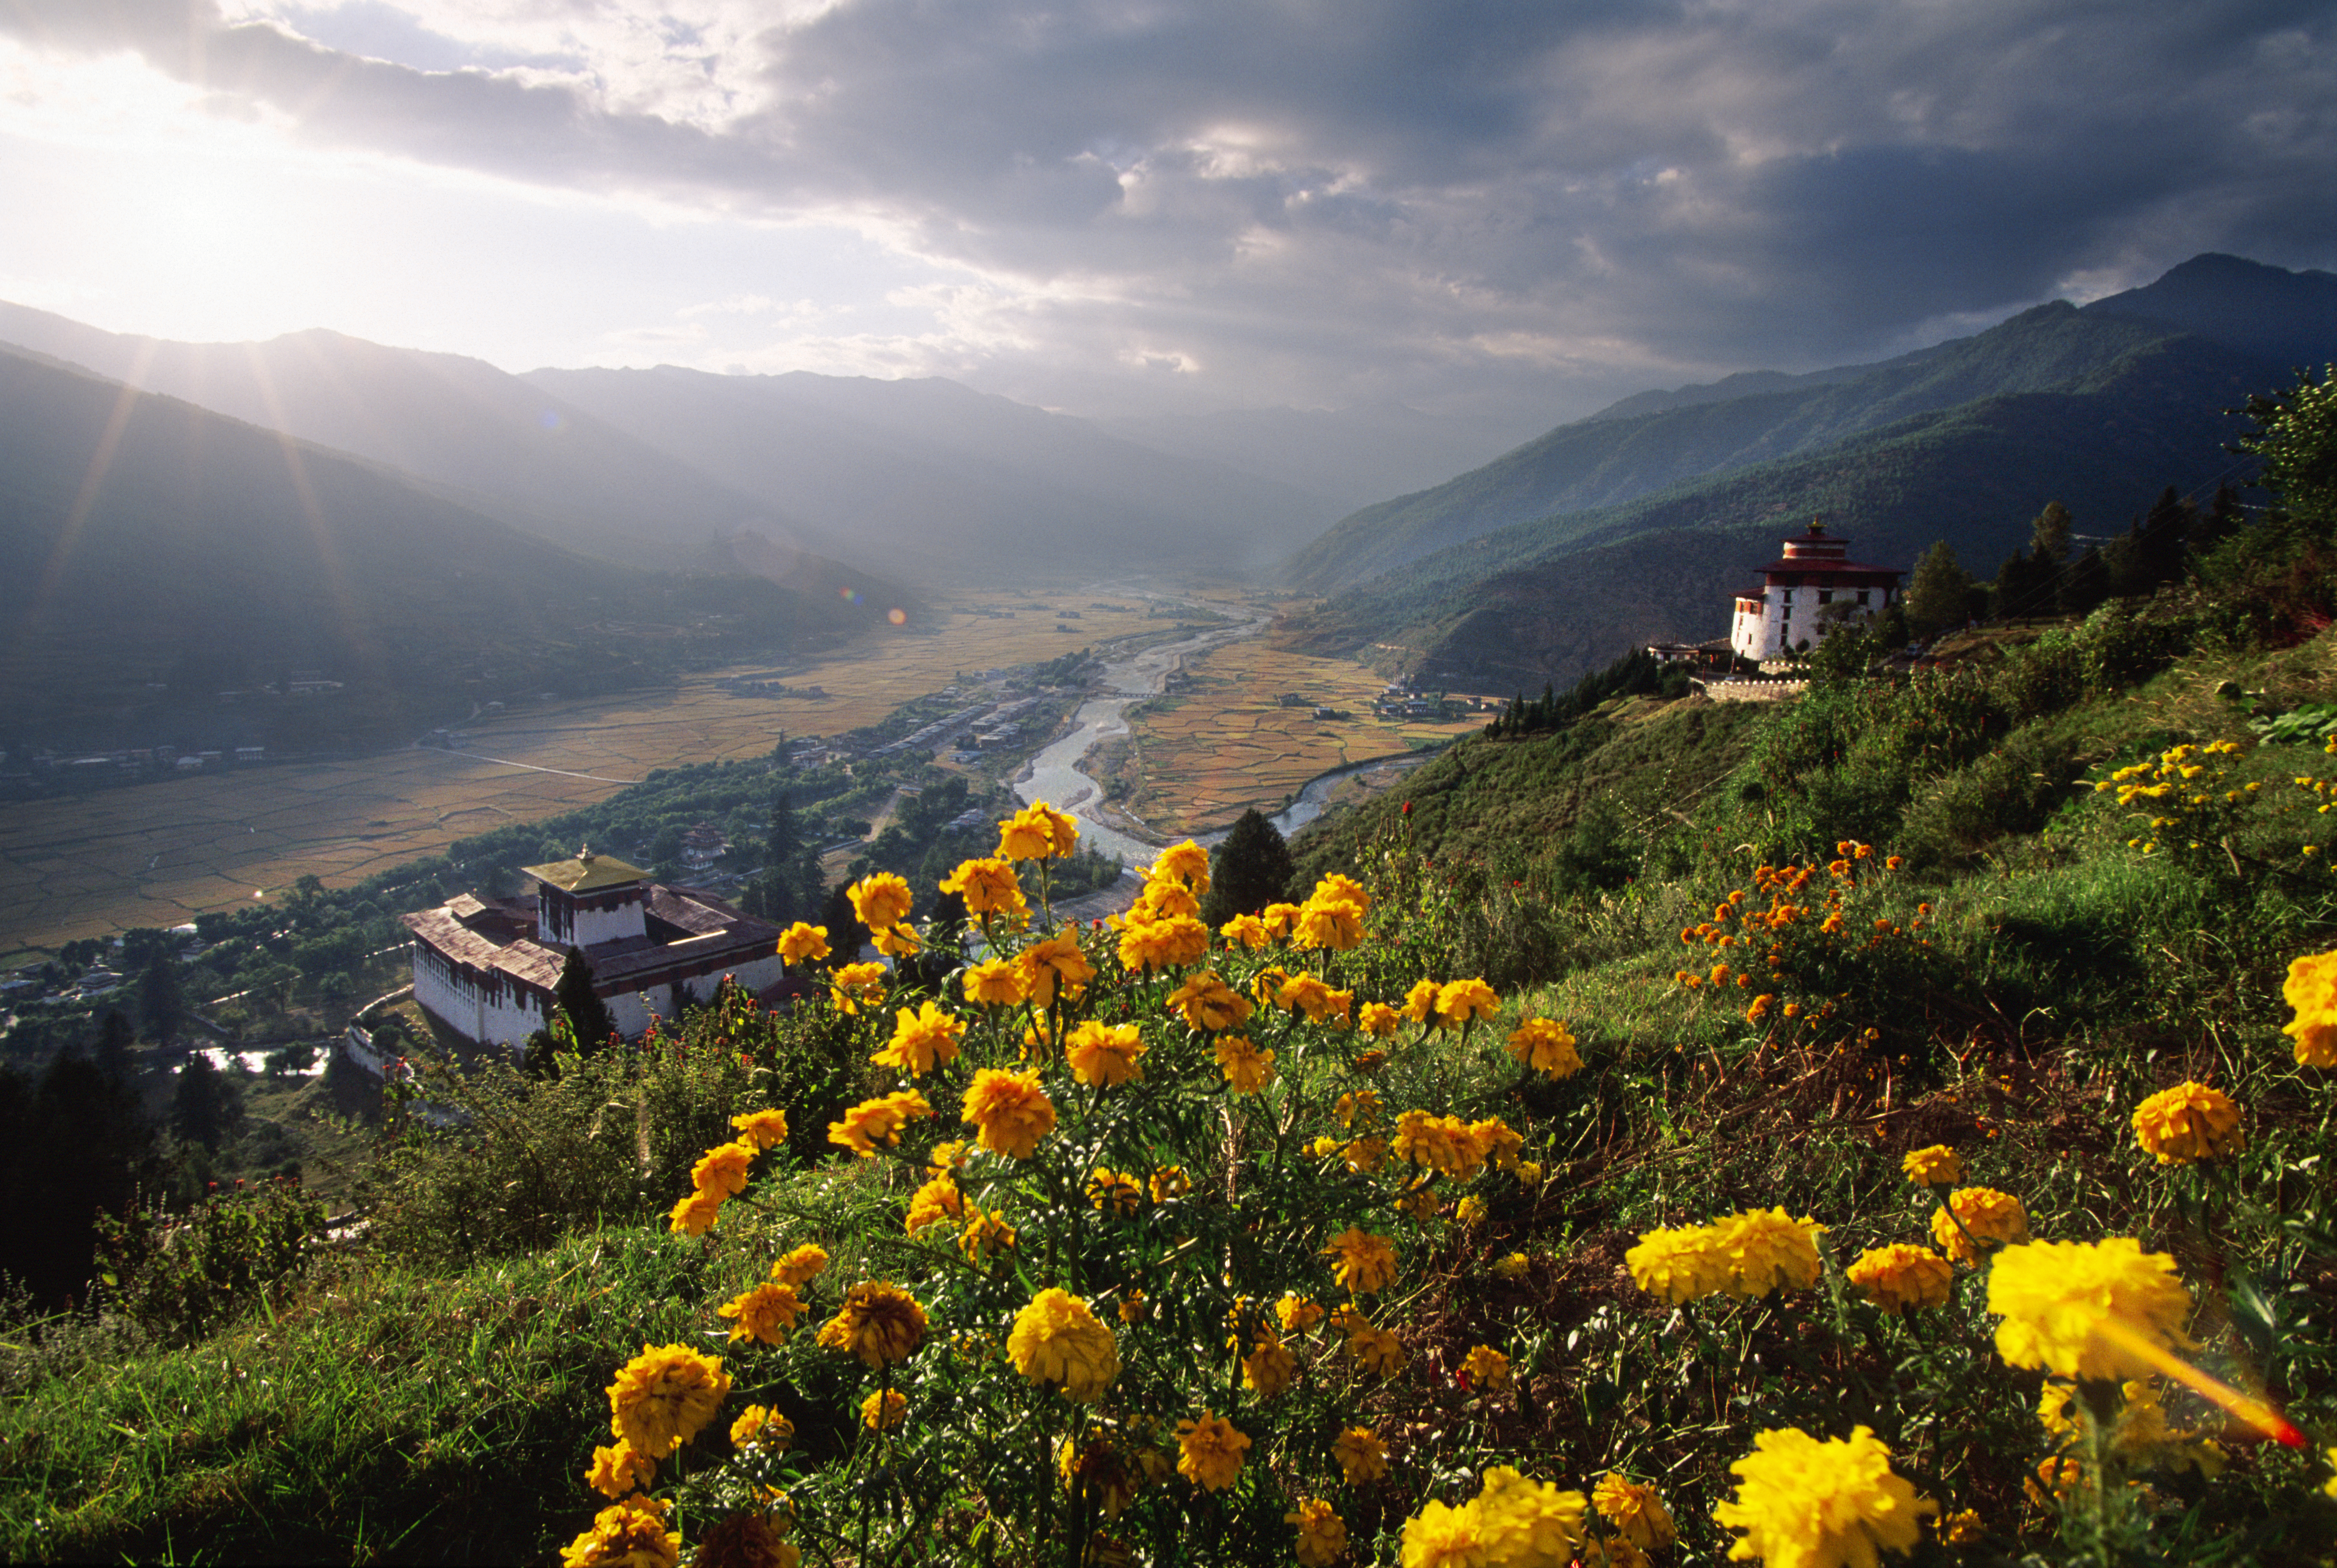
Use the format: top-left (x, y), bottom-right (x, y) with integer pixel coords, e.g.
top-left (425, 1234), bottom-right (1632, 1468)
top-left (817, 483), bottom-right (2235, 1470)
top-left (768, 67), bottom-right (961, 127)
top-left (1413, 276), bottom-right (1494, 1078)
top-left (6, 0), bottom-right (2334, 413)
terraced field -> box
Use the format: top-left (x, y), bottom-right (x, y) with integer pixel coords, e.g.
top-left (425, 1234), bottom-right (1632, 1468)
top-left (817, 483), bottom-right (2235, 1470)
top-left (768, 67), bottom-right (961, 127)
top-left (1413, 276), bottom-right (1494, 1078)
top-left (1, 593), bottom-right (1163, 951)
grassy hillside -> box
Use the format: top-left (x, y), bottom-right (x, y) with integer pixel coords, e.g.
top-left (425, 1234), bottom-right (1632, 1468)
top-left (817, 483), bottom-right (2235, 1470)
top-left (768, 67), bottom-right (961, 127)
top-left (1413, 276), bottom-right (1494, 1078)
top-left (6, 521), bottom-right (2336, 1564)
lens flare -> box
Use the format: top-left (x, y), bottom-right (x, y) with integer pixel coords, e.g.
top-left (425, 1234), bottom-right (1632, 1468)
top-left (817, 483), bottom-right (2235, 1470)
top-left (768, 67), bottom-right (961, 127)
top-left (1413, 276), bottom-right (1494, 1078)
top-left (888, 607), bottom-right (908, 625)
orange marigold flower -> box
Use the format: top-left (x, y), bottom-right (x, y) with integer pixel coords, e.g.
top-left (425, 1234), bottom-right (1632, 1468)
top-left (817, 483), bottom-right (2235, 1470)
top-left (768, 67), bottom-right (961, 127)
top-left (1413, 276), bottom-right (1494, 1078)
top-left (1151, 839), bottom-right (1212, 892)
top-left (1988, 1238), bottom-right (2196, 1382)
top-left (1149, 1165), bottom-right (1192, 1202)
top-left (1009, 1288), bottom-right (1122, 1401)
top-left (561, 1495), bottom-right (680, 1568)
top-left (958, 1205), bottom-right (1018, 1264)
top-left (1433, 977), bottom-right (1499, 1028)
top-left (607, 1342), bottom-right (732, 1460)
top-left (2131, 1081), bottom-right (2245, 1165)
top-left (1323, 1226), bottom-right (1398, 1294)
top-left (1294, 898), bottom-right (1365, 951)
top-left (962, 1068), bottom-right (1056, 1158)
top-left (1901, 1145), bottom-right (1962, 1187)
top-left (904, 1171), bottom-right (965, 1233)
top-left (1591, 1472), bottom-right (1675, 1550)
top-left (827, 1089), bottom-right (934, 1157)
top-left (1332, 1425), bottom-right (1387, 1484)
top-left (776, 922), bottom-right (831, 964)
top-left (691, 1140), bottom-right (756, 1200)
top-left (2281, 948), bottom-right (2337, 1067)
top-left (1174, 1411), bottom-right (1251, 1491)
top-left (846, 872), bottom-right (914, 931)
top-left (1400, 979), bottom-right (1440, 1022)
top-left (1220, 912), bottom-right (1272, 949)
top-left (1288, 1497), bottom-right (1347, 1568)
top-left (1846, 1244), bottom-right (1954, 1313)
top-left (1213, 1034), bottom-right (1276, 1093)
top-left (730, 1108), bottom-right (790, 1152)
top-left (667, 1189), bottom-right (725, 1237)
top-left (730, 1403), bottom-right (792, 1451)
top-left (816, 1281), bottom-right (927, 1368)
top-left (771, 1244), bottom-right (829, 1287)
top-left (1065, 1019), bottom-right (1148, 1087)
top-left (874, 999), bottom-right (966, 1076)
top-left (861, 1388), bottom-right (908, 1431)
top-left (1168, 970), bottom-right (1254, 1032)
top-left (1460, 1344), bottom-right (1511, 1392)
top-left (828, 960), bottom-right (889, 1014)
top-left (1505, 1016), bottom-right (1582, 1076)
top-left (961, 957), bottom-right (1029, 1008)
top-left (939, 855), bottom-right (1026, 916)
top-left (1086, 1166), bottom-right (1144, 1216)
top-left (1930, 1186), bottom-right (2030, 1266)
top-left (1016, 932), bottom-right (1095, 1006)
top-left (719, 1281), bottom-right (805, 1345)
top-left (871, 922), bottom-right (922, 958)
top-left (586, 1438), bottom-right (655, 1499)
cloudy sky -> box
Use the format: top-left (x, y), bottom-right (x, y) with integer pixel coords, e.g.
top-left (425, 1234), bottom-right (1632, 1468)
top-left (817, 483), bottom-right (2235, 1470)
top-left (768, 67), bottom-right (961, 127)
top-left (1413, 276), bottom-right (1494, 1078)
top-left (1, 0), bottom-right (2331, 423)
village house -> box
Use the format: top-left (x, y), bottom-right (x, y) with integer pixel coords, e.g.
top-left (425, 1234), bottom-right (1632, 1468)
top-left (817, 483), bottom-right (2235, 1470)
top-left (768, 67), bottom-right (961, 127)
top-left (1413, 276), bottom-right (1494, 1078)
top-left (1729, 522), bottom-right (1903, 663)
top-left (400, 847), bottom-right (782, 1051)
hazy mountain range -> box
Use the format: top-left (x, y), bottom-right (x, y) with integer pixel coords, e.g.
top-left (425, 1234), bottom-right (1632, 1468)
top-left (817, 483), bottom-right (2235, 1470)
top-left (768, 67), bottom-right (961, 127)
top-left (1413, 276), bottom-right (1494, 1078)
top-left (1280, 254), bottom-right (2337, 688)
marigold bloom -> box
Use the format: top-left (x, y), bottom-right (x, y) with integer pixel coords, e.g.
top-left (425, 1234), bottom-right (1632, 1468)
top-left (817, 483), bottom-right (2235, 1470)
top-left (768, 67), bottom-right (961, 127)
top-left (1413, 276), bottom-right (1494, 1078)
top-left (1261, 900), bottom-right (1305, 938)
top-left (1221, 912), bottom-right (1272, 949)
top-left (719, 1281), bottom-right (805, 1345)
top-left (1930, 1186), bottom-right (2029, 1266)
top-left (1352, 1047), bottom-right (1390, 1073)
top-left (1847, 1244), bottom-right (1954, 1313)
top-left (1152, 838), bottom-right (1212, 890)
top-left (1900, 1145), bottom-right (1962, 1187)
top-left (1401, 979), bottom-right (1441, 1022)
top-left (1478, 1465), bottom-right (1588, 1563)
top-left (1276, 1292), bottom-right (1325, 1334)
top-left (940, 856), bottom-right (1026, 916)
top-left (607, 1342), bottom-right (732, 1460)
top-left (999, 801), bottom-right (1078, 860)
top-left (2281, 949), bottom-right (2337, 1066)
top-left (1149, 1165), bottom-right (1191, 1202)
top-left (816, 1281), bottom-right (928, 1368)
top-left (1333, 1425), bottom-right (1388, 1484)
top-left (1460, 1344), bottom-right (1511, 1392)
top-left (1988, 1237), bottom-right (2196, 1382)
top-left (871, 922), bottom-right (922, 958)
top-left (1294, 897), bottom-right (1366, 950)
top-left (1016, 932), bottom-right (1096, 1006)
top-left (1494, 1251), bottom-right (1530, 1280)
top-left (730, 1404), bottom-right (793, 1451)
top-left (1057, 1436), bottom-right (1139, 1517)
top-left (1324, 1226), bottom-right (1399, 1293)
top-left (1592, 1472), bottom-right (1675, 1551)
top-left (960, 957), bottom-right (1028, 1008)
top-left (958, 1205), bottom-right (1018, 1264)
top-left (1348, 1323), bottom-right (1407, 1376)
top-left (586, 1438), bottom-right (655, 1499)
top-left (1135, 878), bottom-right (1202, 921)
top-left (1118, 914), bottom-right (1210, 972)
top-left (1470, 1116), bottom-right (1524, 1170)
top-left (962, 1068), bottom-right (1056, 1157)
top-left (1395, 1110), bottom-right (1488, 1180)
top-left (1707, 1207), bottom-right (1826, 1297)
top-left (861, 1389), bottom-right (908, 1431)
top-left (1336, 1087), bottom-right (1384, 1127)
top-left (1174, 1411), bottom-right (1251, 1491)
top-left (872, 1000), bottom-right (967, 1077)
top-left (1399, 1498), bottom-right (1484, 1568)
top-left (1214, 1034), bottom-right (1276, 1092)
top-left (1169, 970), bottom-right (1254, 1032)
top-left (1434, 977), bottom-right (1500, 1028)
top-left (776, 922), bottom-right (831, 964)
top-left (562, 1495), bottom-right (681, 1568)
top-left (1713, 1426), bottom-right (1936, 1567)
top-left (1506, 1016), bottom-right (1583, 1076)
top-left (1358, 1001), bottom-right (1401, 1038)
top-left (829, 960), bottom-right (889, 1013)
top-left (905, 1171), bottom-right (965, 1233)
top-left (1627, 1224), bottom-right (1726, 1303)
top-left (668, 1189), bottom-right (725, 1237)
top-left (728, 1109), bottom-right (790, 1153)
top-left (1241, 1330), bottom-right (1297, 1397)
top-left (1086, 1166), bottom-right (1143, 1216)
top-left (827, 1089), bottom-right (934, 1157)
top-left (2131, 1081), bottom-right (2245, 1165)
top-left (1286, 1498), bottom-right (1348, 1568)
top-left (1455, 1194), bottom-right (1489, 1228)
top-left (847, 872), bottom-right (914, 931)
top-left (1274, 970), bottom-right (1336, 1019)
top-left (691, 1140), bottom-right (756, 1200)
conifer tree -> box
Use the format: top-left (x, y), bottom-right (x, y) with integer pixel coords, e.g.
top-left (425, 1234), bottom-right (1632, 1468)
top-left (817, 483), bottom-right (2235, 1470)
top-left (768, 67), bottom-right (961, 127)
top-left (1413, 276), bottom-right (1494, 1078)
top-left (1202, 810), bottom-right (1296, 926)
top-left (554, 947), bottom-right (618, 1053)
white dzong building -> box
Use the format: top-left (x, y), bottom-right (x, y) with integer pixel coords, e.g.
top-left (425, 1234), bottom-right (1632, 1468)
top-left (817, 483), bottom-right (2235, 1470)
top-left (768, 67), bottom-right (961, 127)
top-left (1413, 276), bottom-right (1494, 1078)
top-left (401, 848), bottom-right (783, 1050)
top-left (1729, 522), bottom-right (1904, 662)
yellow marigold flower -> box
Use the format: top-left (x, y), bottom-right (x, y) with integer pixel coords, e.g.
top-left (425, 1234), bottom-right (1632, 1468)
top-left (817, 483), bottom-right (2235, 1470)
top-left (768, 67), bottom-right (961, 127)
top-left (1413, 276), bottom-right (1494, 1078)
top-left (1746, 993), bottom-right (1775, 1024)
top-left (1494, 1251), bottom-right (1530, 1280)
top-left (607, 1342), bottom-right (732, 1461)
top-left (828, 960), bottom-right (889, 1013)
top-left (827, 1089), bottom-right (934, 1157)
top-left (1323, 1226), bottom-right (1399, 1293)
top-left (1516, 1159), bottom-right (1542, 1186)
top-left (1592, 1472), bottom-right (1675, 1550)
top-left (729, 1108), bottom-right (790, 1153)
top-left (1434, 977), bottom-right (1500, 1029)
top-left (957, 1205), bottom-right (1018, 1264)
top-left (1505, 1016), bottom-right (1582, 1076)
top-left (1703, 1208), bottom-right (1825, 1297)
top-left (2131, 1081), bottom-right (2245, 1165)
top-left (1333, 1425), bottom-right (1388, 1484)
top-left (940, 855), bottom-right (1025, 916)
top-left (962, 1068), bottom-right (1056, 1158)
top-left (1847, 1244), bottom-right (1953, 1313)
top-left (1241, 1330), bottom-right (1297, 1397)
top-left (1152, 838), bottom-right (1213, 891)
top-left (1135, 878), bottom-right (1202, 921)
top-left (1401, 979), bottom-right (1441, 1022)
top-left (691, 1140), bottom-right (756, 1200)
top-left (1311, 871), bottom-right (1371, 916)
top-left (1460, 1343), bottom-right (1510, 1391)
top-left (1117, 915), bottom-right (1203, 972)
top-left (1930, 1186), bottom-right (2029, 1266)
top-left (959, 957), bottom-right (1028, 1009)
top-left (1336, 1087), bottom-right (1384, 1127)
top-left (1399, 1498), bottom-right (1484, 1568)
top-left (1456, 1194), bottom-right (1489, 1228)
top-left (905, 1171), bottom-right (965, 1233)
top-left (861, 1388), bottom-right (908, 1431)
top-left (1395, 1110), bottom-right (1489, 1180)
top-left (1713, 1426), bottom-right (1936, 1568)
top-left (2282, 949), bottom-right (2337, 1067)
top-left (1058, 1436), bottom-right (1139, 1517)
top-left (1358, 1001), bottom-right (1401, 1038)
top-left (1900, 1145), bottom-right (1962, 1187)
top-left (1008, 1287), bottom-right (1122, 1401)
top-left (730, 1403), bottom-right (793, 1451)
top-left (1220, 912), bottom-right (1272, 949)
top-left (871, 922), bottom-right (922, 958)
top-left (1174, 1411), bottom-right (1251, 1491)
top-left (1470, 1116), bottom-right (1524, 1170)
top-left (1086, 1166), bottom-right (1143, 1216)
top-left (1262, 900), bottom-right (1305, 939)
top-left (1168, 970), bottom-right (1254, 1032)
top-left (1277, 1292), bottom-right (1325, 1334)
top-left (1478, 1465), bottom-right (1588, 1563)
top-left (998, 801), bottom-right (1078, 861)
top-left (719, 1280), bottom-right (805, 1345)
top-left (1940, 1508), bottom-right (1982, 1545)
top-left (1016, 931), bottom-right (1096, 1006)
top-left (1397, 1183), bottom-right (1442, 1222)
top-left (668, 1189), bottom-right (725, 1237)
top-left (1294, 897), bottom-right (1366, 950)
top-left (1275, 970), bottom-right (1336, 1019)
top-left (1288, 1498), bottom-right (1348, 1568)
top-left (1627, 1224), bottom-right (1726, 1303)
top-left (586, 1438), bottom-right (655, 1499)
top-left (1149, 1164), bottom-right (1192, 1202)
top-left (1214, 1034), bottom-right (1277, 1092)
top-left (1988, 1237), bottom-right (2196, 1382)
top-left (1352, 1047), bottom-right (1390, 1073)
top-left (847, 872), bottom-right (914, 931)
top-left (1348, 1322), bottom-right (1407, 1376)
top-left (561, 1495), bottom-right (680, 1568)
top-left (874, 1000), bottom-right (967, 1076)
top-left (776, 922), bottom-right (831, 964)
top-left (816, 1281), bottom-right (927, 1368)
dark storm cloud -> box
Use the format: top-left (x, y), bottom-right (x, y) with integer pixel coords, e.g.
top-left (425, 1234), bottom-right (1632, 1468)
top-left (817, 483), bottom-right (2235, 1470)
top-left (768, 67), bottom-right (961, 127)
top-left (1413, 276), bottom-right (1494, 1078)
top-left (9, 0), bottom-right (2334, 409)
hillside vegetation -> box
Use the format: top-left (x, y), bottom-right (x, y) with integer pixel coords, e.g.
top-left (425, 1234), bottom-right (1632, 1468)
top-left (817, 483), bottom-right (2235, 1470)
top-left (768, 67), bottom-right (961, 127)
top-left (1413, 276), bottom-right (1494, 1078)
top-left (5, 401), bottom-right (2337, 1566)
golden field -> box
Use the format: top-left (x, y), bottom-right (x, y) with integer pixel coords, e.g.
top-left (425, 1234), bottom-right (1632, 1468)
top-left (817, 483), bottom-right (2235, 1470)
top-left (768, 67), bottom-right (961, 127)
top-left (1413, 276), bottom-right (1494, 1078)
top-left (1102, 634), bottom-right (1484, 836)
top-left (0, 593), bottom-right (1164, 953)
